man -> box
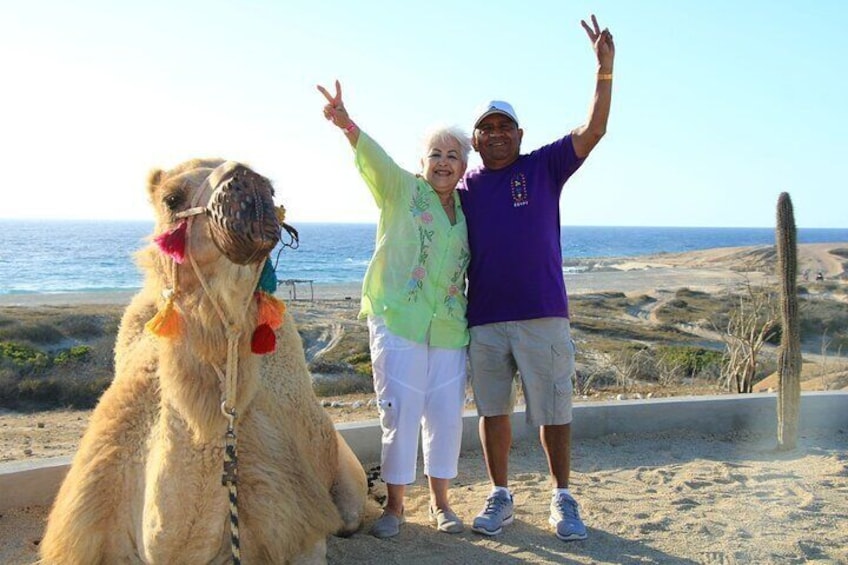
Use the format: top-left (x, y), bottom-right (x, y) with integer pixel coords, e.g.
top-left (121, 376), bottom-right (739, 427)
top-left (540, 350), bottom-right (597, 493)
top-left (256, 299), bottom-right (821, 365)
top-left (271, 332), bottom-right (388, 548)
top-left (459, 14), bottom-right (614, 542)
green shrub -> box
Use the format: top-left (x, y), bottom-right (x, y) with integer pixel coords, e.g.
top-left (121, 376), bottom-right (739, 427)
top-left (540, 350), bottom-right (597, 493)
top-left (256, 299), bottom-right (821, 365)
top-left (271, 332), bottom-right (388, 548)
top-left (345, 352), bottom-right (372, 376)
top-left (0, 342), bottom-right (50, 370)
top-left (345, 352), bottom-right (371, 365)
top-left (53, 345), bottom-right (93, 365)
top-left (350, 362), bottom-right (372, 377)
top-left (655, 345), bottom-right (724, 378)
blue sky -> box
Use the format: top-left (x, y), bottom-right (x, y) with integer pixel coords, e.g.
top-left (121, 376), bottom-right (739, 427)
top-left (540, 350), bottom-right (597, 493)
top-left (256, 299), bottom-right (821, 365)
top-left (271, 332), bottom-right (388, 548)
top-left (1, 1), bottom-right (845, 228)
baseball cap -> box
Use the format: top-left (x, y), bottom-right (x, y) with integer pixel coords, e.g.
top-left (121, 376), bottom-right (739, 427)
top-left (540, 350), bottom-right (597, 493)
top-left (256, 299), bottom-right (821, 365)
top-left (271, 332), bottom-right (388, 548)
top-left (473, 100), bottom-right (519, 129)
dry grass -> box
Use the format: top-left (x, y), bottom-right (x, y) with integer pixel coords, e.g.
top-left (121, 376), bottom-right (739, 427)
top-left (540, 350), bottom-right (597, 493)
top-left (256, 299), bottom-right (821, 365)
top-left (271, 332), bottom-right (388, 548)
top-left (2, 279), bottom-right (847, 412)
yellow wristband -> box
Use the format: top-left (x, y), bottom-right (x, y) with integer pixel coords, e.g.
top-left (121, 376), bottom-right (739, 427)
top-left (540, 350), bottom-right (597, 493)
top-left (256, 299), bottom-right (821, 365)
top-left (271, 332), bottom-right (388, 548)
top-left (598, 73), bottom-right (613, 81)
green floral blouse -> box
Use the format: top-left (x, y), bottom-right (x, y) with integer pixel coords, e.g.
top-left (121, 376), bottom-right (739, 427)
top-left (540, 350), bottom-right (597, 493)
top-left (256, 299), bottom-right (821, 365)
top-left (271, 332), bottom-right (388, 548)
top-left (354, 131), bottom-right (469, 349)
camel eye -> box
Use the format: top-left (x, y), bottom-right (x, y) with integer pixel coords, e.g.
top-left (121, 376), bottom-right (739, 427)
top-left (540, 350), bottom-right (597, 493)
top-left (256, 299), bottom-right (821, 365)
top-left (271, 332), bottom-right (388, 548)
top-left (163, 192), bottom-right (185, 211)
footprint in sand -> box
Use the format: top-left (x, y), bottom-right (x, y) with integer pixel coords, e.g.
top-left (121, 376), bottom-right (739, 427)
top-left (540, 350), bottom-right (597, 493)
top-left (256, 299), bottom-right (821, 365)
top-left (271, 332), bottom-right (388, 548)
top-left (699, 551), bottom-right (737, 565)
top-left (634, 466), bottom-right (675, 486)
top-left (671, 496), bottom-right (700, 511)
top-left (637, 517), bottom-right (671, 533)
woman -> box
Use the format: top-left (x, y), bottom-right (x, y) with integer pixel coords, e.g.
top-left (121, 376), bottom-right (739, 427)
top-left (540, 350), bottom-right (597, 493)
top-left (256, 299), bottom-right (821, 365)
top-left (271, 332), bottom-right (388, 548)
top-left (318, 80), bottom-right (471, 538)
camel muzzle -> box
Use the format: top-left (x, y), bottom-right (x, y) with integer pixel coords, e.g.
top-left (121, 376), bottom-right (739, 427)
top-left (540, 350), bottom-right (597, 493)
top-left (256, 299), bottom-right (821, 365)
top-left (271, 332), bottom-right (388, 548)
top-left (206, 165), bottom-right (281, 265)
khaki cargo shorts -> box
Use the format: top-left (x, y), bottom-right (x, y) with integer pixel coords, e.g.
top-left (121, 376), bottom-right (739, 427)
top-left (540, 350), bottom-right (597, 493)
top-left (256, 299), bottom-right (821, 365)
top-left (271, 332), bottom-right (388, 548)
top-left (469, 317), bottom-right (575, 427)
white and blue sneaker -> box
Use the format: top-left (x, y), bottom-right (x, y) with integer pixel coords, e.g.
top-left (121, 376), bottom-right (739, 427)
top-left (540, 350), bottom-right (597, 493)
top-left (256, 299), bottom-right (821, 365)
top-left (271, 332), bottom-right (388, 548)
top-left (549, 491), bottom-right (587, 541)
top-left (471, 490), bottom-right (514, 536)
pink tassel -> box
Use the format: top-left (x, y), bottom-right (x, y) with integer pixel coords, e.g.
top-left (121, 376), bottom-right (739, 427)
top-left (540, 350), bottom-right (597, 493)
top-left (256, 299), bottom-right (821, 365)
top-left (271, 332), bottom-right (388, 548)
top-left (154, 220), bottom-right (188, 264)
top-left (251, 323), bottom-right (276, 354)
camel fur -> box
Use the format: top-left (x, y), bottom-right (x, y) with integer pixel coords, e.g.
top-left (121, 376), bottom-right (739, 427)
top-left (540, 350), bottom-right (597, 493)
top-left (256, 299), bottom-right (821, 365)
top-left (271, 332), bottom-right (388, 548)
top-left (40, 159), bottom-right (367, 564)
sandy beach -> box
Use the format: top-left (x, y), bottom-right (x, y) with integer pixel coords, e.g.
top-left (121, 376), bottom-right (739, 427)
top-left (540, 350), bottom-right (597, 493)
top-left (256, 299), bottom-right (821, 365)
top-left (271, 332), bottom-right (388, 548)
top-left (1, 243), bottom-right (847, 564)
top-left (3, 427), bottom-right (847, 564)
top-left (323, 428), bottom-right (848, 564)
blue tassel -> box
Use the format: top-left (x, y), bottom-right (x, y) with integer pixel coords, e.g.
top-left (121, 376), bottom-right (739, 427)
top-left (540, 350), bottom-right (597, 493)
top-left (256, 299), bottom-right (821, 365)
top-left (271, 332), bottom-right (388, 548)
top-left (258, 259), bottom-right (278, 294)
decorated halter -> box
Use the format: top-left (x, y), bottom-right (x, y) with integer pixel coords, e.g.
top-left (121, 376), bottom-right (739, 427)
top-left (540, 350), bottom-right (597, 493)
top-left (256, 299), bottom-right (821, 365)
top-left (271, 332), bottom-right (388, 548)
top-left (144, 161), bottom-right (291, 354)
top-left (143, 161), bottom-right (299, 565)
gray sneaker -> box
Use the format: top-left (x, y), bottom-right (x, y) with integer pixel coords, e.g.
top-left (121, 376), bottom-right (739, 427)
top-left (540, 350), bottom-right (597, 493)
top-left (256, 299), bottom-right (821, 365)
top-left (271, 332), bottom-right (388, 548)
top-left (369, 510), bottom-right (404, 539)
top-left (549, 492), bottom-right (587, 541)
top-left (429, 507), bottom-right (465, 534)
top-left (471, 491), bottom-right (514, 536)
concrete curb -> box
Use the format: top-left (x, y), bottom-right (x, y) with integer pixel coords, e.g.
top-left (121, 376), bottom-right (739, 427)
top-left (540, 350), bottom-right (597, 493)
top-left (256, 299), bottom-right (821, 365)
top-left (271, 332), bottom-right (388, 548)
top-left (2, 392), bottom-right (845, 512)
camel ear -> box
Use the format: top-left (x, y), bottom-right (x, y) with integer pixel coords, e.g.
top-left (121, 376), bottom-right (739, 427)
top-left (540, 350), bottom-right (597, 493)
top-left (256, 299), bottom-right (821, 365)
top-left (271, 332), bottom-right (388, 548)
top-left (147, 168), bottom-right (164, 197)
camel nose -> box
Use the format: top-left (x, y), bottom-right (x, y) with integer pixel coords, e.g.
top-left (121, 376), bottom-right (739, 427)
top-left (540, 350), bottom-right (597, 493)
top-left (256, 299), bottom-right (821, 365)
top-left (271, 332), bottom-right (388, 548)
top-left (207, 165), bottom-right (281, 265)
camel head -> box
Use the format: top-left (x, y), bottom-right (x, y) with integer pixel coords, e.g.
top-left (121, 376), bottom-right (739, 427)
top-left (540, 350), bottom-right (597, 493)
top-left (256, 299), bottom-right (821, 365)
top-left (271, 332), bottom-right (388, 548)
top-left (140, 159), bottom-right (289, 360)
top-left (147, 159), bottom-right (281, 266)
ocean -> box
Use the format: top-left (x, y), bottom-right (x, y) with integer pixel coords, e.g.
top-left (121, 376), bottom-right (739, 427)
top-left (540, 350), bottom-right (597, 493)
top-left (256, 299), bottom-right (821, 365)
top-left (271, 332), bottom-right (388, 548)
top-left (1, 220), bottom-right (846, 295)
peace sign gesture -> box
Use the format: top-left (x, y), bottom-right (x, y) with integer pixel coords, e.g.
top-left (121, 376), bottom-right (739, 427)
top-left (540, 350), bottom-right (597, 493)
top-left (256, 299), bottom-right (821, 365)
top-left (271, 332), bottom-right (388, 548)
top-left (580, 14), bottom-right (615, 71)
top-left (317, 80), bottom-right (354, 131)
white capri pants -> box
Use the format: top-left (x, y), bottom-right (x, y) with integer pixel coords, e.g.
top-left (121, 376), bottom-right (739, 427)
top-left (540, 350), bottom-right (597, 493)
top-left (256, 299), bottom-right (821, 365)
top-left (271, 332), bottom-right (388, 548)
top-left (368, 316), bottom-right (467, 485)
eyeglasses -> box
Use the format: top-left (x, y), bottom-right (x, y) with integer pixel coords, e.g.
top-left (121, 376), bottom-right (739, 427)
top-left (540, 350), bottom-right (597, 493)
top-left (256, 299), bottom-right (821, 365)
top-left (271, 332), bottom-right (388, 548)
top-left (475, 123), bottom-right (517, 136)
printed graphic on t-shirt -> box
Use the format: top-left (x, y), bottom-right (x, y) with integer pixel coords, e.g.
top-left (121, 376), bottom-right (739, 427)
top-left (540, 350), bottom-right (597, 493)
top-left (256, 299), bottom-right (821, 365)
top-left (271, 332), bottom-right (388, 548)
top-left (510, 173), bottom-right (528, 207)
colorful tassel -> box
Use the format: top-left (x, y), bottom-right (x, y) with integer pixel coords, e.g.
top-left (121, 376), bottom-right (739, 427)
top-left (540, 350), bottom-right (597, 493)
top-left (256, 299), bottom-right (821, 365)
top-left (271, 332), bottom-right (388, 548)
top-left (258, 259), bottom-right (278, 294)
top-left (251, 323), bottom-right (276, 354)
top-left (153, 220), bottom-right (188, 264)
top-left (145, 295), bottom-right (182, 338)
top-left (256, 292), bottom-right (285, 329)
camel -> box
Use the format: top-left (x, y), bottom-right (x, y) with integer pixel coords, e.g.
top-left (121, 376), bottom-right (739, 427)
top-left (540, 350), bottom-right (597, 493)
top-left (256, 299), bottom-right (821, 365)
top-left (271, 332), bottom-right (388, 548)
top-left (40, 159), bottom-right (367, 564)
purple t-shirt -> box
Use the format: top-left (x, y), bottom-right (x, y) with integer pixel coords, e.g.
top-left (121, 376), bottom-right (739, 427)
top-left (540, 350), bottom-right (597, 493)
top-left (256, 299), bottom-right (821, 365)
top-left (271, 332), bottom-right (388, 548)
top-left (459, 135), bottom-right (584, 327)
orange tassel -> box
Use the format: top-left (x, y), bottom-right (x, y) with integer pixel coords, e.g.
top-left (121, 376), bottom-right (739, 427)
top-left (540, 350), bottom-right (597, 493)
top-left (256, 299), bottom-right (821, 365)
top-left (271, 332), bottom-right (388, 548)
top-left (145, 296), bottom-right (182, 338)
top-left (256, 292), bottom-right (286, 330)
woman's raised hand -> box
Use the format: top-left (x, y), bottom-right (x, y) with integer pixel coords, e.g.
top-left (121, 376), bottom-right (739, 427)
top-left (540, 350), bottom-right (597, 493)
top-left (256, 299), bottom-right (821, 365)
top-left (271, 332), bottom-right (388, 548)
top-left (317, 80), bottom-right (354, 131)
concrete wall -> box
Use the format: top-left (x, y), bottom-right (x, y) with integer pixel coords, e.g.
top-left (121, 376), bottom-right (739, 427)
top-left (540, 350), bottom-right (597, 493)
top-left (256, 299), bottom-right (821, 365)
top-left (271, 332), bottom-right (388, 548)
top-left (2, 392), bottom-right (846, 512)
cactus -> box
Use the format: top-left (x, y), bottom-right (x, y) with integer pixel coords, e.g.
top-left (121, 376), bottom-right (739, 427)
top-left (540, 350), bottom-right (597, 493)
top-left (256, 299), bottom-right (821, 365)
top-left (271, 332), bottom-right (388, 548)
top-left (776, 192), bottom-right (801, 450)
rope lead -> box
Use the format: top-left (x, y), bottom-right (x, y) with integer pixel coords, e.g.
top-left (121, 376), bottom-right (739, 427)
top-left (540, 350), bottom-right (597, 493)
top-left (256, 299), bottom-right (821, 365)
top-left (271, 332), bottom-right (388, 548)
top-left (221, 403), bottom-right (241, 564)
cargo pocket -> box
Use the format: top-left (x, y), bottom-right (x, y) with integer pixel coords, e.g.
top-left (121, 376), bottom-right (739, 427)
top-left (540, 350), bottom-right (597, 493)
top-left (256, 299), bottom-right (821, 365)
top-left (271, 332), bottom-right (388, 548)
top-left (377, 397), bottom-right (397, 431)
top-left (551, 341), bottom-right (574, 398)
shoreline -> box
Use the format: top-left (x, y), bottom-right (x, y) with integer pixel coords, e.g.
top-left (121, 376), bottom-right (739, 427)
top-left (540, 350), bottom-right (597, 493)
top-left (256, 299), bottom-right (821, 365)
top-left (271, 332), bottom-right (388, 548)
top-left (0, 282), bottom-right (364, 307)
top-left (2, 241), bottom-right (844, 308)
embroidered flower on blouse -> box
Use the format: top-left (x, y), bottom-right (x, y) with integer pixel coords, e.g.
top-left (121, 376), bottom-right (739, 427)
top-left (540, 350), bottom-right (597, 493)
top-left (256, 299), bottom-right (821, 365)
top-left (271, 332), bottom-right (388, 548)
top-left (443, 248), bottom-right (470, 316)
top-left (444, 285), bottom-right (460, 315)
top-left (420, 211), bottom-right (433, 224)
top-left (406, 266), bottom-right (427, 296)
top-left (410, 191), bottom-right (430, 218)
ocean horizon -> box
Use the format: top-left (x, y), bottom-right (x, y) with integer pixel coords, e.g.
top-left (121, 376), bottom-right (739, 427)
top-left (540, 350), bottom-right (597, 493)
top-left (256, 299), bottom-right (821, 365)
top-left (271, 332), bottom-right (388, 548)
top-left (1, 220), bottom-right (846, 295)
